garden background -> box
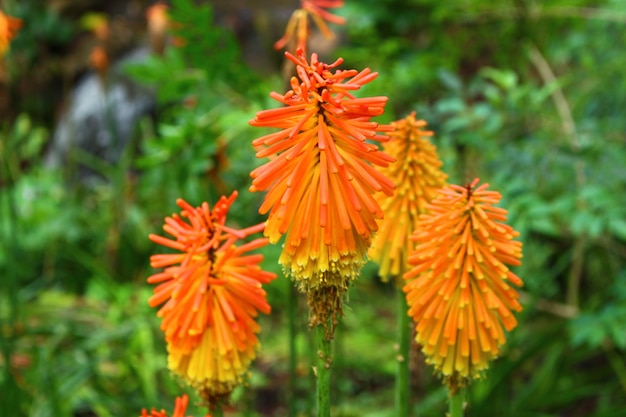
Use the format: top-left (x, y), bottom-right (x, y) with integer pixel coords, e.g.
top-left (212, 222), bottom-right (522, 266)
top-left (1, 0), bottom-right (626, 416)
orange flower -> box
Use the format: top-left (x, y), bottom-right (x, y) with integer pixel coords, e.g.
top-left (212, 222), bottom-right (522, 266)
top-left (89, 45), bottom-right (108, 79)
top-left (250, 49), bottom-right (393, 329)
top-left (274, 0), bottom-right (345, 52)
top-left (369, 112), bottom-right (448, 283)
top-left (147, 2), bottom-right (171, 54)
top-left (140, 394), bottom-right (210, 417)
top-left (147, 2), bottom-right (169, 29)
top-left (403, 179), bottom-right (523, 388)
top-left (0, 10), bottom-right (22, 57)
top-left (147, 192), bottom-right (276, 401)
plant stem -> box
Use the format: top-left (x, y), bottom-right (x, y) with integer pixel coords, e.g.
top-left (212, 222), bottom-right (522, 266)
top-left (211, 404), bottom-right (224, 417)
top-left (448, 388), bottom-right (465, 417)
top-left (395, 288), bottom-right (411, 417)
top-left (604, 343), bottom-right (626, 394)
top-left (287, 281), bottom-right (297, 417)
top-left (566, 236), bottom-right (585, 308)
top-left (316, 325), bottom-right (332, 417)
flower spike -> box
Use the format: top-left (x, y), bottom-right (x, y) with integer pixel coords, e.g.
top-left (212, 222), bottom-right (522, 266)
top-left (250, 49), bottom-right (394, 332)
top-left (403, 179), bottom-right (523, 390)
top-left (147, 192), bottom-right (276, 404)
top-left (369, 112), bottom-right (448, 283)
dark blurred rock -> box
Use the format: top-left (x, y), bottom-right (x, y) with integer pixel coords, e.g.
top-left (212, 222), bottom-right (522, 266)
top-left (45, 47), bottom-right (154, 179)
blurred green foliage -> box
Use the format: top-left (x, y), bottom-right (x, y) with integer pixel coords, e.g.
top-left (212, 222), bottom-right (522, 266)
top-left (1, 0), bottom-right (626, 416)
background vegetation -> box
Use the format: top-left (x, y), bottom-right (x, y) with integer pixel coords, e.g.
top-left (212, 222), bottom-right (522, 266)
top-left (1, 0), bottom-right (625, 416)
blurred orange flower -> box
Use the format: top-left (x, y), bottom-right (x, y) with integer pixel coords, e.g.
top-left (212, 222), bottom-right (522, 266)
top-left (146, 2), bottom-right (172, 54)
top-left (0, 10), bottom-right (22, 57)
top-left (140, 394), bottom-right (210, 417)
top-left (89, 45), bottom-right (108, 79)
top-left (274, 0), bottom-right (345, 52)
top-left (403, 179), bottom-right (523, 388)
top-left (147, 2), bottom-right (169, 33)
top-left (369, 112), bottom-right (447, 283)
top-left (250, 49), bottom-right (393, 328)
top-left (147, 192), bottom-right (276, 400)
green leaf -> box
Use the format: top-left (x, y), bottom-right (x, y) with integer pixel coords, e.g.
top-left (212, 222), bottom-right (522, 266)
top-left (481, 67), bottom-right (518, 90)
top-left (609, 218), bottom-right (626, 240)
top-left (438, 69), bottom-right (463, 92)
top-left (435, 97), bottom-right (466, 114)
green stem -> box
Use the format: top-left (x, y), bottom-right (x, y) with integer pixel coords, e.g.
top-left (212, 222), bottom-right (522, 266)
top-left (604, 343), bottom-right (626, 394)
top-left (395, 288), bottom-right (411, 417)
top-left (287, 281), bottom-right (297, 417)
top-left (211, 404), bottom-right (224, 417)
top-left (566, 236), bottom-right (585, 308)
top-left (448, 388), bottom-right (465, 417)
top-left (316, 325), bottom-right (332, 417)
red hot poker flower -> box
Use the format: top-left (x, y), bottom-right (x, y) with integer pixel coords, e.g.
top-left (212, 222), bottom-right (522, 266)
top-left (146, 2), bottom-right (171, 54)
top-left (274, 0), bottom-right (345, 52)
top-left (0, 10), bottom-right (22, 57)
top-left (250, 49), bottom-right (394, 329)
top-left (403, 179), bottom-right (523, 389)
top-left (147, 192), bottom-right (276, 400)
top-left (369, 112), bottom-right (448, 283)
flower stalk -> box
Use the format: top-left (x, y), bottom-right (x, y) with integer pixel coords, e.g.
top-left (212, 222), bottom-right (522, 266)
top-left (316, 325), bottom-right (333, 417)
top-left (287, 281), bottom-right (298, 417)
top-left (448, 388), bottom-right (465, 417)
top-left (211, 404), bottom-right (224, 417)
top-left (395, 292), bottom-right (411, 417)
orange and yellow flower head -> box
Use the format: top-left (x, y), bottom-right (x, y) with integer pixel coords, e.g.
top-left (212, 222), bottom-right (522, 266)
top-left (369, 112), bottom-right (448, 284)
top-left (147, 192), bottom-right (276, 403)
top-left (403, 179), bottom-right (523, 389)
top-left (250, 49), bottom-right (394, 330)
top-left (140, 394), bottom-right (209, 417)
top-left (0, 10), bottom-right (22, 58)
